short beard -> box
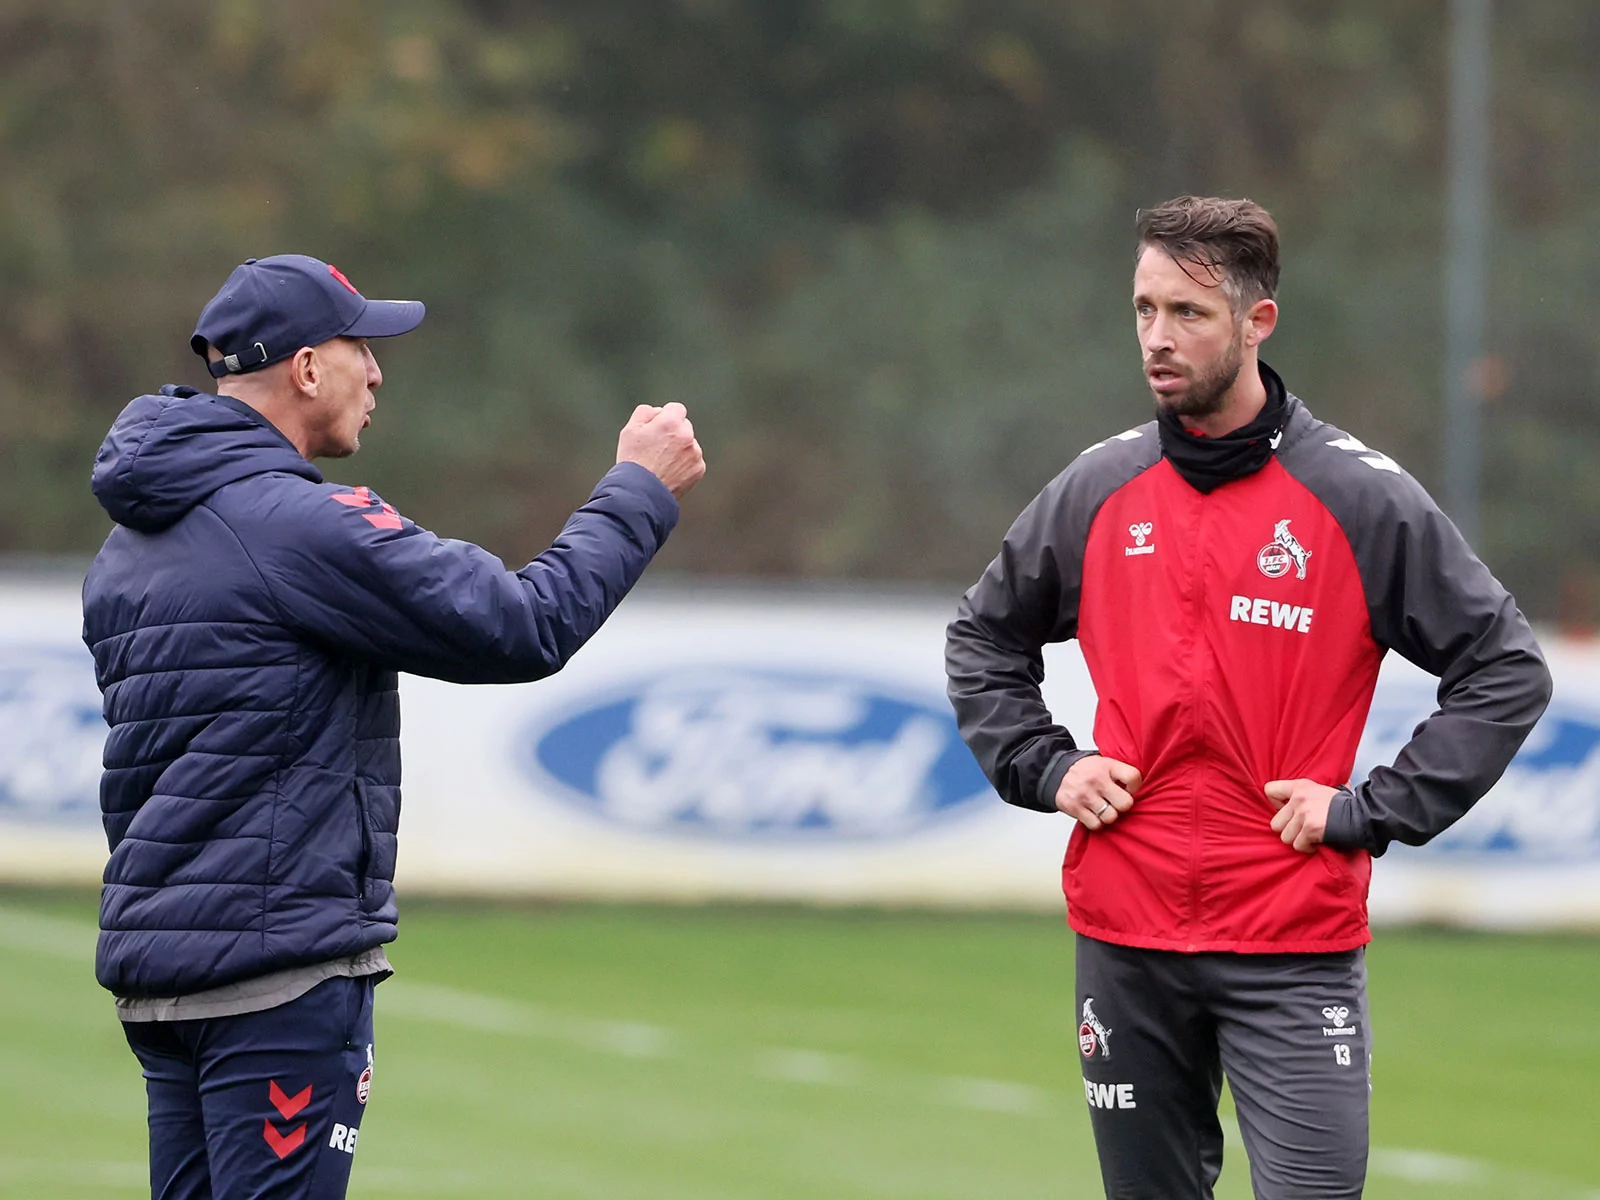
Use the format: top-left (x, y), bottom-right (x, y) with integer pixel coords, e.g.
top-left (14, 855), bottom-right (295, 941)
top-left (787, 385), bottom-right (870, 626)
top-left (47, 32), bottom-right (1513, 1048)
top-left (1154, 327), bottom-right (1245, 420)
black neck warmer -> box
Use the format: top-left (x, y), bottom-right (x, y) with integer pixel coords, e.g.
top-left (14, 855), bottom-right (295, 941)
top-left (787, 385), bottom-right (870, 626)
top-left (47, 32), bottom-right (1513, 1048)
top-left (1157, 362), bottom-right (1289, 494)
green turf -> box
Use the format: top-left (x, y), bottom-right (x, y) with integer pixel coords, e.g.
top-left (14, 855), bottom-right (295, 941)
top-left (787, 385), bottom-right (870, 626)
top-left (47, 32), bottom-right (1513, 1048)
top-left (2, 891), bottom-right (1597, 1199)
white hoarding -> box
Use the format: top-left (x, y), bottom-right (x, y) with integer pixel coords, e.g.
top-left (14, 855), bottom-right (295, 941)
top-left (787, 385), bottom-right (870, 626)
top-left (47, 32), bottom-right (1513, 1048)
top-left (5, 580), bottom-right (1599, 927)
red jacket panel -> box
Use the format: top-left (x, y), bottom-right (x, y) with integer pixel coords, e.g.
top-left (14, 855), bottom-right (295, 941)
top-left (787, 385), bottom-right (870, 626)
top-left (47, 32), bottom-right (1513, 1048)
top-left (946, 379), bottom-right (1549, 953)
top-left (1070, 457), bottom-right (1378, 951)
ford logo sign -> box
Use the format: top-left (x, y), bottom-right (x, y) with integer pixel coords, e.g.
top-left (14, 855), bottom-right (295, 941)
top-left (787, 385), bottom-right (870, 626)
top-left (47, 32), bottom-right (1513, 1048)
top-left (0, 644), bottom-right (104, 825)
top-left (1355, 682), bottom-right (1600, 860)
top-left (521, 669), bottom-right (993, 839)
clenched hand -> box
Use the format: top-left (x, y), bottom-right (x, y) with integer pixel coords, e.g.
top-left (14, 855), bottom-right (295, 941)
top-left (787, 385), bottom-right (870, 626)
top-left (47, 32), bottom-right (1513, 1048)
top-left (1266, 778), bottom-right (1338, 853)
top-left (1056, 755), bottom-right (1142, 831)
top-left (617, 402), bottom-right (706, 499)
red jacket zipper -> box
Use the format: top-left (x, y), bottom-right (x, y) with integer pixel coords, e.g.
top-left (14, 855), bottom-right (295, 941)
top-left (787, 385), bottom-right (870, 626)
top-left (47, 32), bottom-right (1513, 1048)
top-left (1185, 496), bottom-right (1212, 951)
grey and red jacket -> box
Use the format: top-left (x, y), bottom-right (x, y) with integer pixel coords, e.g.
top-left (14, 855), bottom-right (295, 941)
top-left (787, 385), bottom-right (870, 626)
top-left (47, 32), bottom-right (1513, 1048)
top-left (946, 370), bottom-right (1551, 953)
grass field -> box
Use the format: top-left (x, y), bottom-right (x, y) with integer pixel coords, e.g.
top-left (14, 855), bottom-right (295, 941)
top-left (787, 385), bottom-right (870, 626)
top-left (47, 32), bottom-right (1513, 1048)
top-left (2, 891), bottom-right (1597, 1199)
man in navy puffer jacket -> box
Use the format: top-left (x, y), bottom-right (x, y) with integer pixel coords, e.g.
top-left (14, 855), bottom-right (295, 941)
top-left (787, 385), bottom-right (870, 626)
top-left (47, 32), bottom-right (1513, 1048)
top-left (82, 254), bottom-right (705, 1200)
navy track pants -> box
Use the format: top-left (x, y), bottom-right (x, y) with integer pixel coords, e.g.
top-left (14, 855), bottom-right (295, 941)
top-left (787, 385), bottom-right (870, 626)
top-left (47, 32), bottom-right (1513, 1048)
top-left (122, 976), bottom-right (377, 1200)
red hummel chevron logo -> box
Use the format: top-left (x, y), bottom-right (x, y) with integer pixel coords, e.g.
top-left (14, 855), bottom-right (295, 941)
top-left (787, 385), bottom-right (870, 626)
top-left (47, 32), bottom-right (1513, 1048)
top-left (269, 1080), bottom-right (312, 1120)
top-left (328, 486), bottom-right (403, 530)
top-left (263, 1080), bottom-right (312, 1159)
top-left (263, 1119), bottom-right (306, 1159)
top-left (329, 486), bottom-right (373, 508)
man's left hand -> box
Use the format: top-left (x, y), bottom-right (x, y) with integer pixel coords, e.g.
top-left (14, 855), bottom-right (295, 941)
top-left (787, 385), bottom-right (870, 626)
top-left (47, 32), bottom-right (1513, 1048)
top-left (1265, 778), bottom-right (1338, 854)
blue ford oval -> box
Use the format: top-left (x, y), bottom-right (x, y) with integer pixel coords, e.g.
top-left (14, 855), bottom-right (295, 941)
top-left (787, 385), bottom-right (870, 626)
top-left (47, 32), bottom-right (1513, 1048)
top-left (521, 669), bottom-right (994, 840)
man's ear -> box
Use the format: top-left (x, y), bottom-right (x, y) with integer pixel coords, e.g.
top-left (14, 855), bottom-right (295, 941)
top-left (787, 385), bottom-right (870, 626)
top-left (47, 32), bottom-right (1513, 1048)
top-left (287, 346), bottom-right (320, 396)
top-left (1244, 297), bottom-right (1278, 347)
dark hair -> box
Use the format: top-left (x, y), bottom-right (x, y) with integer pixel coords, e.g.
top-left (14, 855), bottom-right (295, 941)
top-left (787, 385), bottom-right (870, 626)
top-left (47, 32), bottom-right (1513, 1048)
top-left (1136, 196), bottom-right (1280, 313)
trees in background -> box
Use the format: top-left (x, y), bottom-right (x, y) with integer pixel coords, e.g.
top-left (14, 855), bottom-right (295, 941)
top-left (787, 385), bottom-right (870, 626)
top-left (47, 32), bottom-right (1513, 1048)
top-left (3, 0), bottom-right (1598, 621)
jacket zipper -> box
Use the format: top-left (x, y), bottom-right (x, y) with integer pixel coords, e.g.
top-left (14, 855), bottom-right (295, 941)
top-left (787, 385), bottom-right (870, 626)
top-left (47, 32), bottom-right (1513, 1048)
top-left (353, 780), bottom-right (371, 899)
top-left (1186, 500), bottom-right (1211, 950)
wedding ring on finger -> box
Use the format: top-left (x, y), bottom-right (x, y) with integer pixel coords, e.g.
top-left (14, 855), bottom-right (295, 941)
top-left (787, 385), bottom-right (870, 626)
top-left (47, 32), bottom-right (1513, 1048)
top-left (1094, 801), bottom-right (1112, 819)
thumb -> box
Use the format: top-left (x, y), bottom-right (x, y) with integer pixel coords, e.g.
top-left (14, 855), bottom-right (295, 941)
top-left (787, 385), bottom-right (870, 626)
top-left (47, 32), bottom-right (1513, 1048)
top-left (1107, 759), bottom-right (1142, 792)
top-left (629, 404), bottom-right (663, 425)
top-left (1264, 779), bottom-right (1295, 804)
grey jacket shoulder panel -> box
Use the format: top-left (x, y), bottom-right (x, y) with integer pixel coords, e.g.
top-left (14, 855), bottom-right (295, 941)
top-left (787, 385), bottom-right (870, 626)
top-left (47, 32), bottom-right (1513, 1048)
top-left (1275, 398), bottom-right (1465, 666)
top-left (945, 422), bottom-right (1160, 812)
top-left (1276, 400), bottom-right (1552, 854)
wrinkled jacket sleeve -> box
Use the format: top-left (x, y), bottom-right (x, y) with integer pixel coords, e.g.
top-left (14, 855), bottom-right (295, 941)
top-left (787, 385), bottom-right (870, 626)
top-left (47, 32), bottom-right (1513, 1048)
top-left (244, 462), bottom-right (678, 684)
top-left (946, 435), bottom-right (1153, 812)
top-left (1321, 479), bottom-right (1552, 855)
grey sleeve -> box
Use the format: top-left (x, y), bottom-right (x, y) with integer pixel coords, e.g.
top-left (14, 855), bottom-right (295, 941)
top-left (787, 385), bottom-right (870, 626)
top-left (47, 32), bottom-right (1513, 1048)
top-left (1309, 459), bottom-right (1552, 855)
top-left (945, 431), bottom-right (1153, 813)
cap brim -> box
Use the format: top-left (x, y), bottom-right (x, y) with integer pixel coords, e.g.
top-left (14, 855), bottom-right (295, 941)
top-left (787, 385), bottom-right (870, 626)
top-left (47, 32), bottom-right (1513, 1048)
top-left (344, 299), bottom-right (426, 339)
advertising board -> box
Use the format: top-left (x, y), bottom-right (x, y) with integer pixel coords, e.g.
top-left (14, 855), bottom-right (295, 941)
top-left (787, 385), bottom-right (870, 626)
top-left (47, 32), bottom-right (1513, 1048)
top-left (5, 580), bottom-right (1597, 926)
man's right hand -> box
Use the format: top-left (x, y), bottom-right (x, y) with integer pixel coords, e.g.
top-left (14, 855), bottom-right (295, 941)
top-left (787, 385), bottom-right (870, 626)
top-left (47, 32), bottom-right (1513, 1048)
top-left (1055, 755), bottom-right (1142, 830)
top-left (617, 402), bottom-right (706, 499)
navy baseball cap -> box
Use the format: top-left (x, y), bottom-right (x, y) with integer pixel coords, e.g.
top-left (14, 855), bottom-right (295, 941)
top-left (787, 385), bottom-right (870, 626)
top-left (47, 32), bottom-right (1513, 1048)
top-left (191, 254), bottom-right (425, 378)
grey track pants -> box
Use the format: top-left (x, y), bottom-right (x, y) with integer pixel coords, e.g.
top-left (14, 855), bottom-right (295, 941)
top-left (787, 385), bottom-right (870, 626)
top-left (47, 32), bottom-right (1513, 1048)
top-left (1074, 934), bottom-right (1371, 1199)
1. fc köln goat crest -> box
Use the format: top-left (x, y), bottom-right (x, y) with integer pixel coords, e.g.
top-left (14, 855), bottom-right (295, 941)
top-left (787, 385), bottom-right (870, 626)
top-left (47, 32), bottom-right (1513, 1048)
top-left (1258, 519), bottom-right (1312, 580)
top-left (1079, 998), bottom-right (1112, 1060)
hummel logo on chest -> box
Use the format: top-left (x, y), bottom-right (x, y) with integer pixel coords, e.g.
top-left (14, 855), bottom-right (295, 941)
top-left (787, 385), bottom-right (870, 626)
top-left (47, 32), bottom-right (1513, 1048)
top-left (1124, 522), bottom-right (1155, 557)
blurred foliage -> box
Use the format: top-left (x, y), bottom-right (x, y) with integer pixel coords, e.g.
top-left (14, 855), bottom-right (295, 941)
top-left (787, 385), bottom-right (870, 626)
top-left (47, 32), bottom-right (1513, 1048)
top-left (2, 0), bottom-right (1598, 620)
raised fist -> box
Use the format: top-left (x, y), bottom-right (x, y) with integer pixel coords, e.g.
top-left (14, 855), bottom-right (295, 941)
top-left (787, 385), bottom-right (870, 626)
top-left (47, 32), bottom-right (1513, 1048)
top-left (616, 402), bottom-right (706, 499)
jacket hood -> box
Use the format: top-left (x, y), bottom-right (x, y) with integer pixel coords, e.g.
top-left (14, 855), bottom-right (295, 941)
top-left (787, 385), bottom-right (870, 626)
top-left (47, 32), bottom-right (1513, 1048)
top-left (92, 386), bottom-right (322, 532)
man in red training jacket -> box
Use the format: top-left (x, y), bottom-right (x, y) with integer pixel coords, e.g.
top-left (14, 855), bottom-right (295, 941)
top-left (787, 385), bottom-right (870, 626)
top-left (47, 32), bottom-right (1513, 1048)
top-left (946, 196), bottom-right (1550, 1199)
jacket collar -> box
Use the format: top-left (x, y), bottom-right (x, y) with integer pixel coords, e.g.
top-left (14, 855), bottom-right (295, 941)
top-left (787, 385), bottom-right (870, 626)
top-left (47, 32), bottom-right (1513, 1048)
top-left (1157, 362), bottom-right (1292, 494)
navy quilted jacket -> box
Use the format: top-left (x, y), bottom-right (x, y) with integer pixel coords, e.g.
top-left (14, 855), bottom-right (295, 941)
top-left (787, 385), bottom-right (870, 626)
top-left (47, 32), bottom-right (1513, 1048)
top-left (83, 385), bottom-right (678, 997)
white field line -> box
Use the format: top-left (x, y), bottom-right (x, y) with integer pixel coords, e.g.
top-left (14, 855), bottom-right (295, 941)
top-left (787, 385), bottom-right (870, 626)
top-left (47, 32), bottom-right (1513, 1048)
top-left (757, 1046), bottom-right (861, 1086)
top-left (1370, 1148), bottom-right (1484, 1184)
top-left (1220, 1118), bottom-right (1600, 1196)
top-left (6, 907), bottom-right (1599, 1199)
top-left (939, 1076), bottom-right (1049, 1114)
top-left (380, 980), bottom-right (677, 1058)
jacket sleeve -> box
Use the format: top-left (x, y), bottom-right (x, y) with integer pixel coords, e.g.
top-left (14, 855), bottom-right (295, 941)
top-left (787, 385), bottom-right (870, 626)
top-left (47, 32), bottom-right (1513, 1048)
top-left (246, 462), bottom-right (679, 684)
top-left (1322, 482), bottom-right (1552, 855)
top-left (945, 456), bottom-right (1120, 813)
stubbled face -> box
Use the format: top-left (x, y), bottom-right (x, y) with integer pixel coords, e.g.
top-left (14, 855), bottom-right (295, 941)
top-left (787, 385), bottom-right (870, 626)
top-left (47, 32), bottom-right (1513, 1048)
top-left (1133, 246), bottom-right (1246, 420)
top-left (305, 337), bottom-right (382, 459)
